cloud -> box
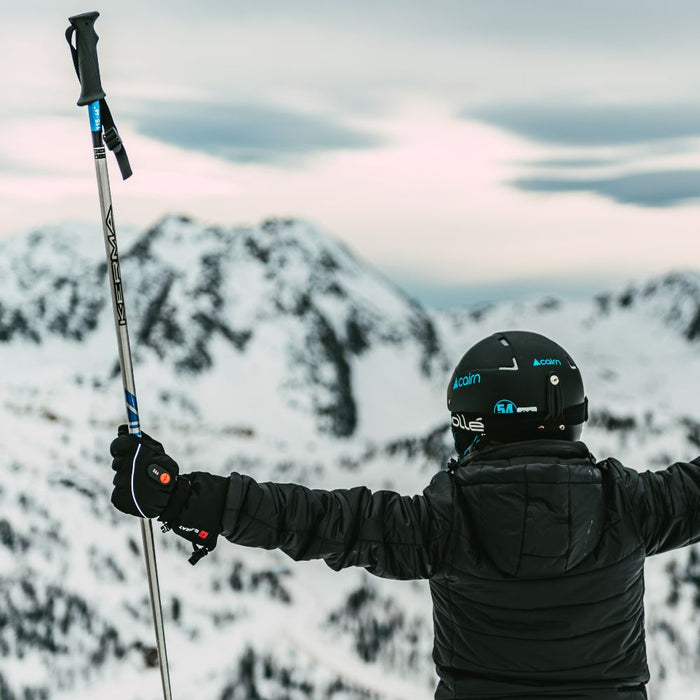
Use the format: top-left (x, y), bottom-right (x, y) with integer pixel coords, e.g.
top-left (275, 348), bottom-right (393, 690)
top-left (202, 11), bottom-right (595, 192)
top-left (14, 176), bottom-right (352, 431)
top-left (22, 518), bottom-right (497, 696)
top-left (467, 101), bottom-right (700, 208)
top-left (384, 270), bottom-right (609, 309)
top-left (512, 170), bottom-right (700, 207)
top-left (85, 0), bottom-right (700, 50)
top-left (467, 103), bottom-right (700, 146)
top-left (524, 157), bottom-right (621, 168)
top-left (129, 101), bottom-right (384, 165)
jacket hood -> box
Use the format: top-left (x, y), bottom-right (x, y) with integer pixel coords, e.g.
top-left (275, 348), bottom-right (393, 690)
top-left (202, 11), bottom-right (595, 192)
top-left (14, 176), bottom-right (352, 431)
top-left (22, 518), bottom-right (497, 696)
top-left (455, 440), bottom-right (604, 577)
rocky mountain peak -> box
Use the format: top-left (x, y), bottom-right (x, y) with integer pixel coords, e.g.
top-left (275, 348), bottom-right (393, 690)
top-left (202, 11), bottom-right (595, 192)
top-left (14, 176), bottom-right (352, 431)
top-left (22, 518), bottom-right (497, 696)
top-left (593, 270), bottom-right (700, 340)
top-left (0, 216), bottom-right (445, 438)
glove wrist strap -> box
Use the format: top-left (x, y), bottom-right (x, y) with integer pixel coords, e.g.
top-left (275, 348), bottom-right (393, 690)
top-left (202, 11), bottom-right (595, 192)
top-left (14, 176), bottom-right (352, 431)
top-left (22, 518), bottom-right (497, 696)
top-left (159, 475), bottom-right (191, 524)
top-left (188, 544), bottom-right (210, 566)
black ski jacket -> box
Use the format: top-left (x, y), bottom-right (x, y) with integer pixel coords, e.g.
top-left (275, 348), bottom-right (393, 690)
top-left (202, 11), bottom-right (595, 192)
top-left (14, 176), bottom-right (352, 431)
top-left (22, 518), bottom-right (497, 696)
top-left (220, 440), bottom-right (700, 699)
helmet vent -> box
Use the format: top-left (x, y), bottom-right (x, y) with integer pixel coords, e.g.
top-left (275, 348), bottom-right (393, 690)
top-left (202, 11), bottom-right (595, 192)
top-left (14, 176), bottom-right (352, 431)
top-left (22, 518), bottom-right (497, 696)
top-left (496, 335), bottom-right (519, 370)
top-left (498, 358), bottom-right (519, 370)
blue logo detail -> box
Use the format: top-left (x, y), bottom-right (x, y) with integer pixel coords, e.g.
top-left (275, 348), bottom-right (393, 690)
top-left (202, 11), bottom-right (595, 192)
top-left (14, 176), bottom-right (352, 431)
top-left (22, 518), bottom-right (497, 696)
top-left (89, 100), bottom-right (102, 132)
top-left (124, 389), bottom-right (140, 435)
top-left (494, 399), bottom-right (517, 414)
top-left (533, 358), bottom-right (562, 367)
top-left (453, 372), bottom-right (481, 390)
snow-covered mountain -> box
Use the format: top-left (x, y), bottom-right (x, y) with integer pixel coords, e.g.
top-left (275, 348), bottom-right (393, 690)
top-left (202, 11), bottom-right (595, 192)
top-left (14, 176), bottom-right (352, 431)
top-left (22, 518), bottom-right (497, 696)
top-left (1, 215), bottom-right (700, 699)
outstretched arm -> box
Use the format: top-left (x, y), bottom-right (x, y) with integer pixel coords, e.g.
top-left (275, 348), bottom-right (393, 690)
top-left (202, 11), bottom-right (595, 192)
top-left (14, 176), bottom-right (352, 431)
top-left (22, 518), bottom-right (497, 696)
top-left (222, 473), bottom-right (454, 579)
top-left (109, 427), bottom-right (454, 576)
top-left (622, 458), bottom-right (700, 555)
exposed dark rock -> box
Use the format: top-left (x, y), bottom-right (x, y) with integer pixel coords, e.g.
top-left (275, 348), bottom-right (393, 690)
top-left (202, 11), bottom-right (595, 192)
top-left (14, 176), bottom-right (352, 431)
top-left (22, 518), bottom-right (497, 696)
top-left (537, 297), bottom-right (561, 312)
top-left (0, 519), bottom-right (30, 552)
top-left (685, 306), bottom-right (700, 341)
top-left (326, 582), bottom-right (431, 671)
top-left (219, 646), bottom-right (378, 699)
top-left (0, 306), bottom-right (41, 343)
top-left (682, 418), bottom-right (700, 449)
top-left (618, 290), bottom-right (635, 308)
top-left (383, 423), bottom-right (453, 466)
top-left (345, 313), bottom-right (370, 355)
top-left (595, 293), bottom-right (611, 315)
top-left (227, 561), bottom-right (292, 604)
top-left (136, 273), bottom-right (184, 355)
top-left (0, 581), bottom-right (126, 672)
top-left (588, 410), bottom-right (637, 432)
top-left (306, 311), bottom-right (356, 437)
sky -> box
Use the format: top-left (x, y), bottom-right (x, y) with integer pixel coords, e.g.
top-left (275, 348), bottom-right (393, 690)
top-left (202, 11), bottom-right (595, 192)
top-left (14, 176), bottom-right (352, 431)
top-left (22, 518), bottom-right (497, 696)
top-left (3, 1), bottom-right (700, 306)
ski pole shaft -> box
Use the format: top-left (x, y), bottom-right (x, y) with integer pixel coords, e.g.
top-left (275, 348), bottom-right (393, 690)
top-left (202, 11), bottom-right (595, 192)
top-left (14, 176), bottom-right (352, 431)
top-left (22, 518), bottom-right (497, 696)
top-left (93, 107), bottom-right (173, 700)
top-left (66, 12), bottom-right (173, 700)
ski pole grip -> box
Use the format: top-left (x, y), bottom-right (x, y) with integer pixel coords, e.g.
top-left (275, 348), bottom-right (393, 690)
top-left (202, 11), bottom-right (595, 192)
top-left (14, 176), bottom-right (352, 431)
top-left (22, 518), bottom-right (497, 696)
top-left (67, 11), bottom-right (106, 106)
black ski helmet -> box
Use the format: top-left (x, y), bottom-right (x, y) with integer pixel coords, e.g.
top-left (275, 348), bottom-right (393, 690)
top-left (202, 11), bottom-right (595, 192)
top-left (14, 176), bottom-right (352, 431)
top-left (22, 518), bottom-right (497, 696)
top-left (447, 330), bottom-right (588, 454)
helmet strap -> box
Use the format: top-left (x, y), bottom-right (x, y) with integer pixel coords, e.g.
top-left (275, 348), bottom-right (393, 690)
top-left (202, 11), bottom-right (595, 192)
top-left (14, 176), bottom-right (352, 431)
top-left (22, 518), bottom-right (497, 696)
top-left (544, 372), bottom-right (564, 427)
top-left (462, 434), bottom-right (483, 457)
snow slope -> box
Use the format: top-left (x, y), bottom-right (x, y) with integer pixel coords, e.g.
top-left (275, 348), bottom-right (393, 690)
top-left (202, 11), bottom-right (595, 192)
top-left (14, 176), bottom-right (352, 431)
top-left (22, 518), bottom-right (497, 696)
top-left (0, 215), bottom-right (699, 699)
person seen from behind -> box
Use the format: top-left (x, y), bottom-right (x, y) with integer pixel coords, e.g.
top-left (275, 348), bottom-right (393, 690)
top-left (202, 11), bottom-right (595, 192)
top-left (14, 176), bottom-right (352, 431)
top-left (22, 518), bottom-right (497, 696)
top-left (109, 330), bottom-right (700, 700)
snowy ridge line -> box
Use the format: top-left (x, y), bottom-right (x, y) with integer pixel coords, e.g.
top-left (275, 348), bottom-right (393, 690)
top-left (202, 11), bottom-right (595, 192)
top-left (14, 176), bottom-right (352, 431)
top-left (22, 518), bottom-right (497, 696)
top-left (1, 216), bottom-right (700, 697)
top-left (282, 573), bottom-right (433, 700)
top-left (282, 624), bottom-right (430, 700)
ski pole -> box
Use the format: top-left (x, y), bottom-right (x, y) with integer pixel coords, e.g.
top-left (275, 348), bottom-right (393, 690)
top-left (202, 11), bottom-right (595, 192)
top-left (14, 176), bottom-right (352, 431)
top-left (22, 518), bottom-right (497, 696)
top-left (65, 12), bottom-right (173, 700)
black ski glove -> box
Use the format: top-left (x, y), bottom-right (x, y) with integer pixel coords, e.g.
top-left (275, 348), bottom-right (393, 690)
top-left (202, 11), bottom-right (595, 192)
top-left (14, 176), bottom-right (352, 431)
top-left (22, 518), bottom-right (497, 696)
top-left (110, 426), bottom-right (178, 518)
top-left (110, 425), bottom-right (230, 564)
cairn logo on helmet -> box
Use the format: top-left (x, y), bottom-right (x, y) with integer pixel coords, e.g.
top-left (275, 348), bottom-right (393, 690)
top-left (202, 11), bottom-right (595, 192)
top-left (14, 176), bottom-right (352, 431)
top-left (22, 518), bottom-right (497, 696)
top-left (453, 373), bottom-right (481, 390)
top-left (533, 358), bottom-right (562, 367)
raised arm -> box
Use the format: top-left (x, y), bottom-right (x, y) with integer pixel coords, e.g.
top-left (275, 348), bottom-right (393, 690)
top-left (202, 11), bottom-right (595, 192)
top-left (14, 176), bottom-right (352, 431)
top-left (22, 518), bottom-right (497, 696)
top-left (619, 457), bottom-right (700, 555)
top-left (109, 428), bottom-right (454, 575)
top-left (222, 472), bottom-right (455, 579)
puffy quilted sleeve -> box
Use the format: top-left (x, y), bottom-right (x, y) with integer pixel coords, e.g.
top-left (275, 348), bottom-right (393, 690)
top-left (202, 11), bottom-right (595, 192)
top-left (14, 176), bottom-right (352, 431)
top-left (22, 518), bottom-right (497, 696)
top-left (221, 470), bottom-right (455, 579)
top-left (620, 457), bottom-right (700, 555)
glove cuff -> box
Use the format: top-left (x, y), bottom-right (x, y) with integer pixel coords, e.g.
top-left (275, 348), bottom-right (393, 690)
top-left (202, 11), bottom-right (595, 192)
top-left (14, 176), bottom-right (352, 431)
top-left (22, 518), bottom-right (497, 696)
top-left (159, 472), bottom-right (229, 563)
top-left (159, 476), bottom-right (192, 523)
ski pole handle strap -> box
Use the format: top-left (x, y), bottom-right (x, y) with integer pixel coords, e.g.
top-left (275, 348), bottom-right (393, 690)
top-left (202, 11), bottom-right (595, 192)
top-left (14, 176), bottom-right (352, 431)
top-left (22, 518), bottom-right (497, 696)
top-left (101, 100), bottom-right (133, 180)
top-left (66, 11), bottom-right (106, 106)
top-left (66, 12), bottom-right (133, 180)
